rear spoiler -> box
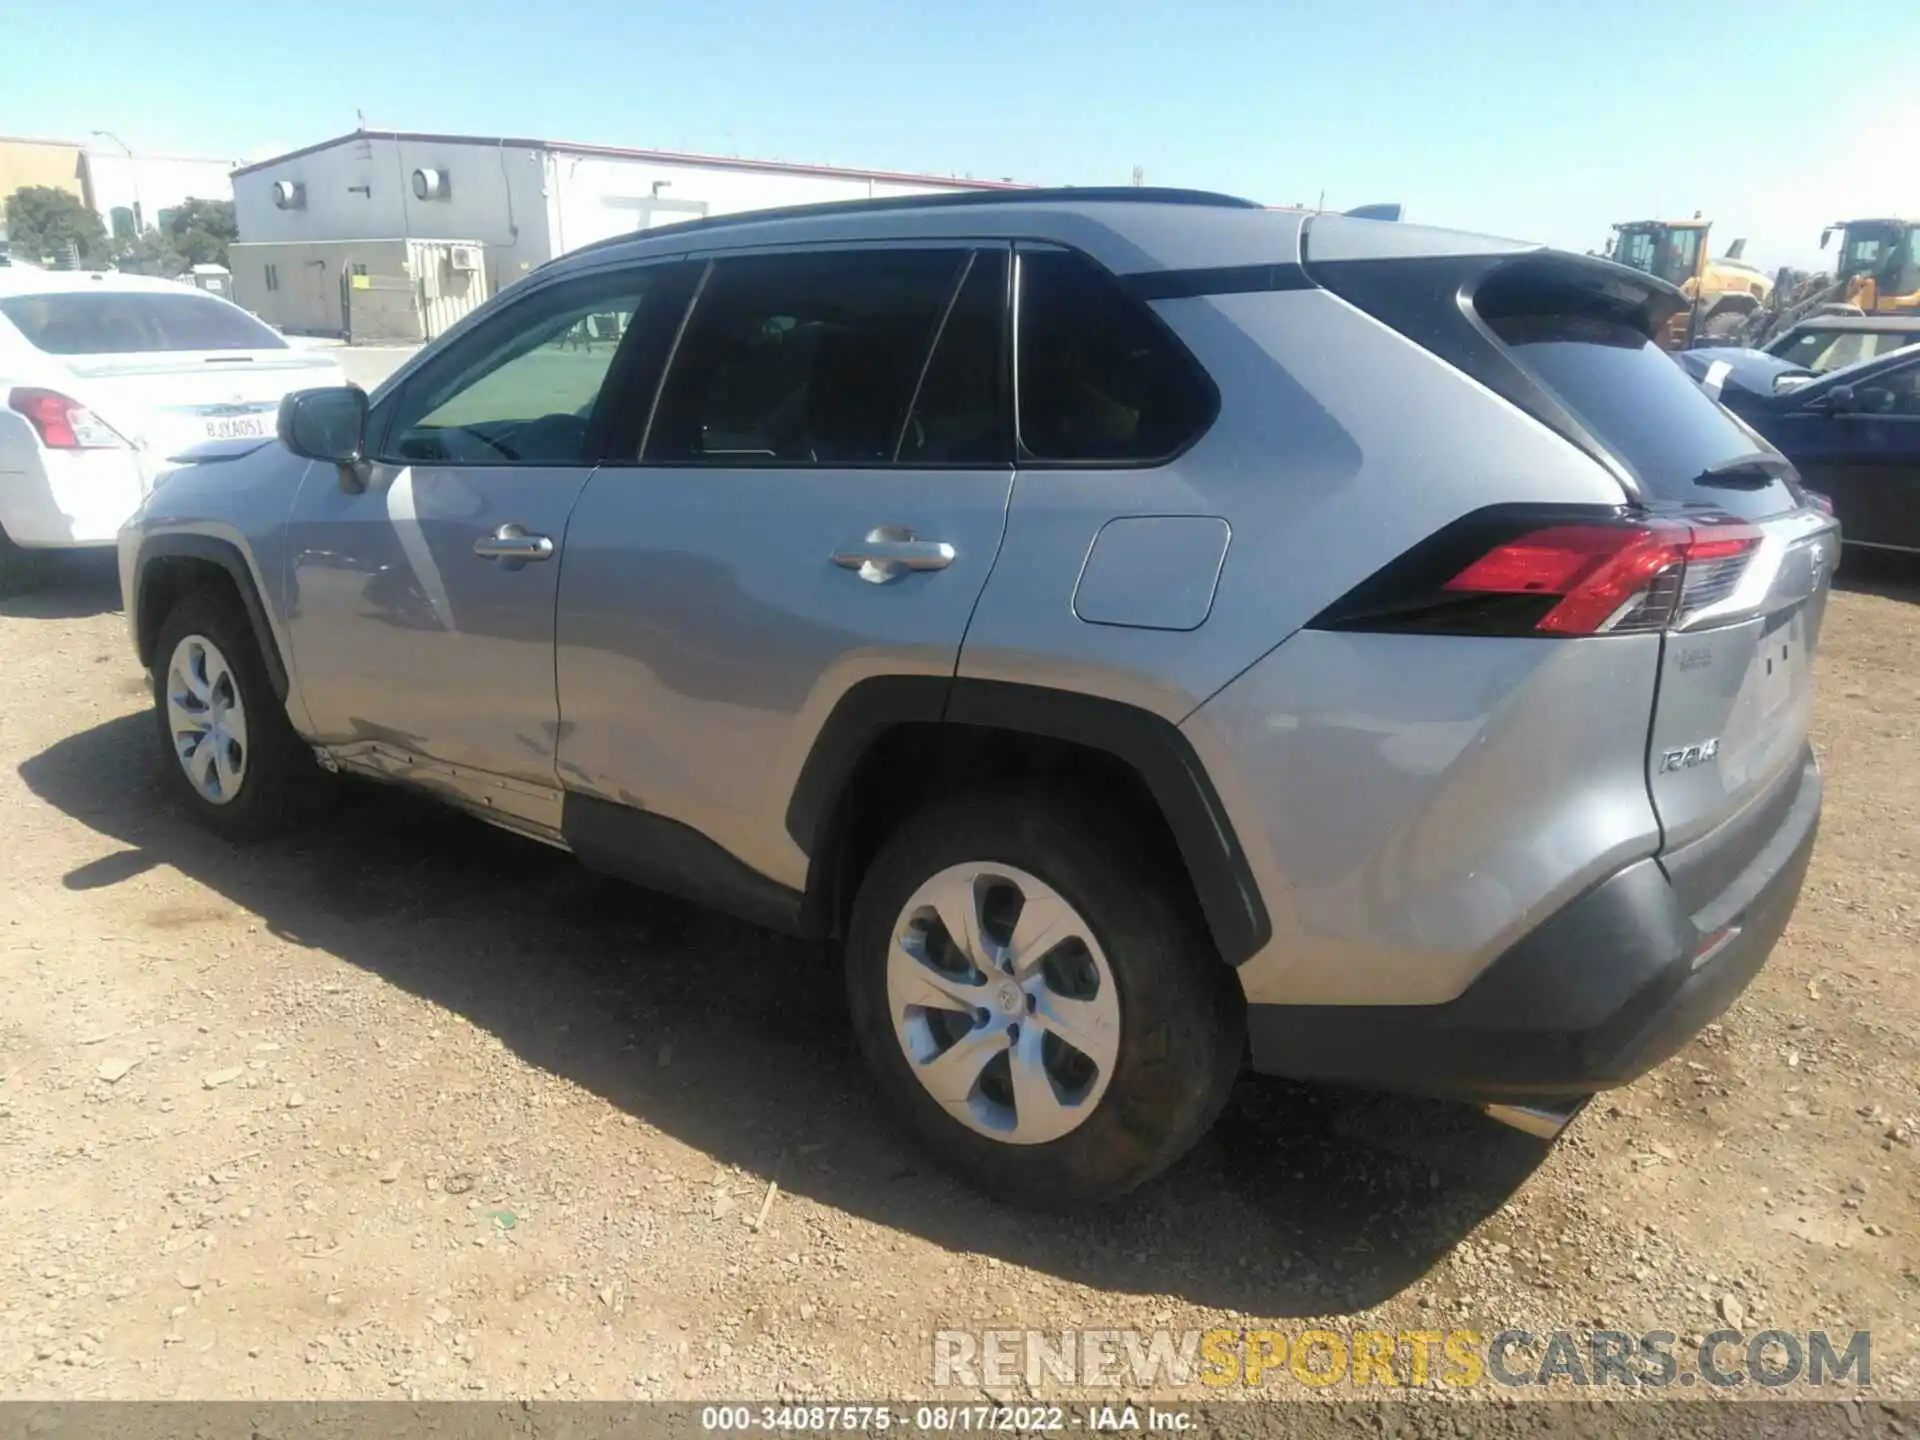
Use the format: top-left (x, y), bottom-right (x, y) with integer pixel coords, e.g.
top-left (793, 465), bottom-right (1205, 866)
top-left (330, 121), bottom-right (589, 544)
top-left (1343, 203), bottom-right (1403, 222)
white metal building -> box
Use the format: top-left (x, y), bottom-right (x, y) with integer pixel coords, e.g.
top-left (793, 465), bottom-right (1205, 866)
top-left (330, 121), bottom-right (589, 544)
top-left (230, 129), bottom-right (1020, 337)
top-left (83, 147), bottom-right (239, 237)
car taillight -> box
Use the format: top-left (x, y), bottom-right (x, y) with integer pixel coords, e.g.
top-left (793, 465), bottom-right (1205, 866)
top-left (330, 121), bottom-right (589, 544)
top-left (1311, 506), bottom-right (1762, 638)
top-left (7, 387), bottom-right (128, 450)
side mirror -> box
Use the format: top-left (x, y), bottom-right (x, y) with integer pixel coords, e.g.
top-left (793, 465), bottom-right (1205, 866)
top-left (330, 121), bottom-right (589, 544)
top-left (279, 386), bottom-right (370, 492)
top-left (1826, 383), bottom-right (1860, 414)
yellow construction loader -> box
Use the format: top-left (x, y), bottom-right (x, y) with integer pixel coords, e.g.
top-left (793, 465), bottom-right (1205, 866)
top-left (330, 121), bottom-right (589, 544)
top-left (1605, 216), bottom-right (1774, 349)
top-left (1821, 217), bottom-right (1920, 315)
top-left (1738, 218), bottom-right (1920, 347)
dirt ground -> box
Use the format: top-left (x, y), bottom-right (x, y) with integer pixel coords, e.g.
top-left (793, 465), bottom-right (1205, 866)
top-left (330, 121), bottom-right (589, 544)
top-left (0, 552), bottom-right (1915, 1415)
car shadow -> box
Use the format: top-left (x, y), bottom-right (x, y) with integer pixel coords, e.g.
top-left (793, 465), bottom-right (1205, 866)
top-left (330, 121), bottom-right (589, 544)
top-left (1834, 546), bottom-right (1920, 604)
top-left (20, 711), bottom-right (1550, 1317)
top-left (0, 551), bottom-right (122, 619)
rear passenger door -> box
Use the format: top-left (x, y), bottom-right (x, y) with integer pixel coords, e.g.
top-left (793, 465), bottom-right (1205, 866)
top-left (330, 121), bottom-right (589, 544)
top-left (554, 243), bottom-right (1015, 893)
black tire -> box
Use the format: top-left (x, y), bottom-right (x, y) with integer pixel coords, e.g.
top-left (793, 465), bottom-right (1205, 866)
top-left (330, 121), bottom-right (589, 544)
top-left (0, 527), bottom-right (38, 599)
top-left (150, 586), bottom-right (335, 840)
top-left (845, 789), bottom-right (1244, 1205)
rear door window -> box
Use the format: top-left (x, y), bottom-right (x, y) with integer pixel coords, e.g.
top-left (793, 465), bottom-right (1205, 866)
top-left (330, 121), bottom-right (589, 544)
top-left (644, 248), bottom-right (966, 465)
top-left (0, 291), bottom-right (286, 353)
top-left (1015, 249), bottom-right (1215, 463)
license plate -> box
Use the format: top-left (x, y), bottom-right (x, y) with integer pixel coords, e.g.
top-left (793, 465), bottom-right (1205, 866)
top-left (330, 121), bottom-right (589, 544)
top-left (1755, 615), bottom-right (1805, 721)
top-left (205, 414), bottom-right (269, 440)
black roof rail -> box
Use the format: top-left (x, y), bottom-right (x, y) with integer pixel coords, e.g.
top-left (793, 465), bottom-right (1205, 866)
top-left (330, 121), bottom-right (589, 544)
top-left (562, 185), bottom-right (1265, 261)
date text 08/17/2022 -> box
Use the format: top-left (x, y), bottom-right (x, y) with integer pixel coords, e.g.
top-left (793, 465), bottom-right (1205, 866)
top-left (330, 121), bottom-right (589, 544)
top-left (700, 1404), bottom-right (1192, 1433)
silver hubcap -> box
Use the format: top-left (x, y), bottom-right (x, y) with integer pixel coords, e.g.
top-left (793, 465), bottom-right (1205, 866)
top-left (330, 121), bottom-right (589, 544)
top-left (888, 862), bottom-right (1121, 1145)
top-left (165, 634), bottom-right (249, 805)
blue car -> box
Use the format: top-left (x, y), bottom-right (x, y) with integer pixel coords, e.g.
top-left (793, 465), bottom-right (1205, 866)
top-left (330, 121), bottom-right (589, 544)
top-left (1679, 342), bottom-right (1920, 554)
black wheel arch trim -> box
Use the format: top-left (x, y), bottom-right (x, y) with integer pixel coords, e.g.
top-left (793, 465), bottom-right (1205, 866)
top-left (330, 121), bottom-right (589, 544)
top-left (134, 534), bottom-right (290, 701)
top-left (787, 675), bottom-right (1272, 966)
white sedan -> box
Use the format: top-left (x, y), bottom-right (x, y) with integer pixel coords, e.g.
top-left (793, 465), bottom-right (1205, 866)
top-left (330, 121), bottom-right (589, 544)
top-left (0, 269), bottom-right (344, 592)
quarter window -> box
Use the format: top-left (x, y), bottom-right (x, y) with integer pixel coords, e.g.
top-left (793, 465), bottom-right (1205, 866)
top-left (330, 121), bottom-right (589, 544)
top-left (1016, 250), bottom-right (1214, 463)
top-left (644, 249), bottom-right (966, 465)
top-left (379, 273), bottom-right (653, 466)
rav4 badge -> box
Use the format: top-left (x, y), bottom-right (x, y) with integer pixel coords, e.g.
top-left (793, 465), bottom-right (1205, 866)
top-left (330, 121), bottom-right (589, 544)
top-left (1659, 738), bottom-right (1722, 773)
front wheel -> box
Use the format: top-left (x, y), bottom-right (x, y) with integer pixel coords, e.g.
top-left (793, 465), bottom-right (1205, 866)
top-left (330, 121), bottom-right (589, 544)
top-left (845, 791), bottom-right (1244, 1205)
top-left (150, 588), bottom-right (335, 839)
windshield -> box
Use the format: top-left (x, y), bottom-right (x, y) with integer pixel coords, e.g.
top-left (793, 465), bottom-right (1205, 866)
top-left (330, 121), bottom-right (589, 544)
top-left (1837, 227), bottom-right (1890, 282)
top-left (1771, 327), bottom-right (1920, 372)
top-left (0, 290), bottom-right (287, 354)
top-left (1487, 309), bottom-right (1764, 500)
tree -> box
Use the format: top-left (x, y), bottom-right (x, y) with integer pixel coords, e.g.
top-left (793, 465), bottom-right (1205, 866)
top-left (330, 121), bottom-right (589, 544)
top-left (3, 185), bottom-right (109, 267)
top-left (162, 197), bottom-right (237, 268)
top-left (113, 228), bottom-right (188, 278)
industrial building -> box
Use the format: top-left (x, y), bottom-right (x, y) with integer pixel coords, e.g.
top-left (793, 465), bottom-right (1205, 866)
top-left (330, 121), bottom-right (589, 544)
top-left (229, 129), bottom-right (1019, 340)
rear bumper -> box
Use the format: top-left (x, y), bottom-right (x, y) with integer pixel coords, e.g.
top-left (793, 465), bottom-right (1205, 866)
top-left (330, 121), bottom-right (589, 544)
top-left (1246, 750), bottom-right (1820, 1104)
top-left (0, 450), bottom-right (147, 548)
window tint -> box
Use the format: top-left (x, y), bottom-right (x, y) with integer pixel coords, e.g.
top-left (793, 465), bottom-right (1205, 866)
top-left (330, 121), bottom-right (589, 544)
top-left (380, 274), bottom-right (651, 466)
top-left (899, 250), bottom-right (1008, 465)
top-left (0, 291), bottom-right (286, 354)
top-left (1483, 308), bottom-right (1768, 504)
top-left (645, 249), bottom-right (964, 465)
top-left (1016, 250), bottom-right (1213, 462)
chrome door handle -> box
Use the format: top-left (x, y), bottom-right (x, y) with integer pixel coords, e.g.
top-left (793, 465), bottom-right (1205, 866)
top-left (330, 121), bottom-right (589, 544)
top-left (831, 526), bottom-right (955, 584)
top-left (473, 523), bottom-right (554, 564)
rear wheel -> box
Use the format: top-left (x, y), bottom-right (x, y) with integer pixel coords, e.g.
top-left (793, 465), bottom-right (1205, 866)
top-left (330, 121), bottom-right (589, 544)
top-left (150, 587), bottom-right (335, 839)
top-left (845, 791), bottom-right (1243, 1205)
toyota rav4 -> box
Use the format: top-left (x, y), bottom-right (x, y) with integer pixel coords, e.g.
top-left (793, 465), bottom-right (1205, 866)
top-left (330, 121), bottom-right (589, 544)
top-left (119, 189), bottom-right (1835, 1204)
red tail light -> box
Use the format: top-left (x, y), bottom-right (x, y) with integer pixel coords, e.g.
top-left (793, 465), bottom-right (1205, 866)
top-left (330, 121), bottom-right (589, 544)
top-left (1312, 506), bottom-right (1763, 638)
top-left (7, 388), bottom-right (127, 450)
top-left (1444, 521), bottom-right (1760, 635)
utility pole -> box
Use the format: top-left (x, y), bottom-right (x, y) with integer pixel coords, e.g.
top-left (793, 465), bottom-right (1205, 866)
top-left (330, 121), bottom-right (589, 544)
top-left (90, 131), bottom-right (143, 233)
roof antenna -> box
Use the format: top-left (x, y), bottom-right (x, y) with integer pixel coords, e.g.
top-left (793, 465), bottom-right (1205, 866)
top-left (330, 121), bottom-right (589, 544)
top-left (356, 109), bottom-right (368, 130)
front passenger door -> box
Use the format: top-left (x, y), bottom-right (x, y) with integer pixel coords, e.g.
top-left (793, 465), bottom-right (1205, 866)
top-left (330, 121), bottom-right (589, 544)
top-left (284, 262), bottom-right (689, 834)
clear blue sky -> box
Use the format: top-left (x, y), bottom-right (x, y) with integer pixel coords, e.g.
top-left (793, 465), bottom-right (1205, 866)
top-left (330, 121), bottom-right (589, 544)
top-left (5, 0), bottom-right (1912, 270)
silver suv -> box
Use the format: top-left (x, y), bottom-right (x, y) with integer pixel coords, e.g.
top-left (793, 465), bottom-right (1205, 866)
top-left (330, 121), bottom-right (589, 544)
top-left (120, 189), bottom-right (1835, 1204)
